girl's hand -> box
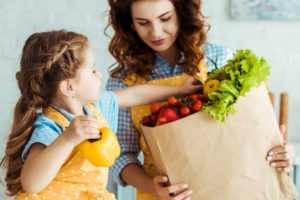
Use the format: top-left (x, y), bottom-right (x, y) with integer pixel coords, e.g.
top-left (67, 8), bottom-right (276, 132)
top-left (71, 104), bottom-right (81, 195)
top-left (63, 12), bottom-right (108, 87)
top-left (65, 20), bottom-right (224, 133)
top-left (61, 115), bottom-right (100, 146)
top-left (153, 175), bottom-right (192, 200)
top-left (180, 77), bottom-right (203, 96)
top-left (266, 125), bottom-right (294, 172)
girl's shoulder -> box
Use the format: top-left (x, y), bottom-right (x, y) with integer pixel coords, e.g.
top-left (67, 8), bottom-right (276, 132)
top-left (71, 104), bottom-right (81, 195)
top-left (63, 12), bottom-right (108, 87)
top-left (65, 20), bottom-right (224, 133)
top-left (22, 114), bottom-right (62, 161)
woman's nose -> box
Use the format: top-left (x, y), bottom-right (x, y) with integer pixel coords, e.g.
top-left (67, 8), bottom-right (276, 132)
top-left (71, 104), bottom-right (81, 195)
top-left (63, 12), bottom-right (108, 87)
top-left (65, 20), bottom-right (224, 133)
top-left (151, 22), bottom-right (163, 38)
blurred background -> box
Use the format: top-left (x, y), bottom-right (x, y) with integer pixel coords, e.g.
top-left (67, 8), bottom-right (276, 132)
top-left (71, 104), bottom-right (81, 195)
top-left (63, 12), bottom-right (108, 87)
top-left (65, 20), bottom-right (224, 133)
top-left (0, 0), bottom-right (299, 199)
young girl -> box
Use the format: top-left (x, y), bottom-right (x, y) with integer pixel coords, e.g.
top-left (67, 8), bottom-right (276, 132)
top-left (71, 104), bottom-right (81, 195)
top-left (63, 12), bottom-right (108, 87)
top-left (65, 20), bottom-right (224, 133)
top-left (106, 0), bottom-right (294, 199)
top-left (0, 30), bottom-right (201, 200)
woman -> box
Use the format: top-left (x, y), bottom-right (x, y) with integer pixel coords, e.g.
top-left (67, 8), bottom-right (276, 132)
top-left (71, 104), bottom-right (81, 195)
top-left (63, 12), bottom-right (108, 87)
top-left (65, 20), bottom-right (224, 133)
top-left (106, 0), bottom-right (294, 199)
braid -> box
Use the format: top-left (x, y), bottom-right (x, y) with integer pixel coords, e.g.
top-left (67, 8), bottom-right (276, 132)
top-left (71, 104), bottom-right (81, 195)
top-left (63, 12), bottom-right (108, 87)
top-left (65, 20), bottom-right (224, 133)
top-left (0, 30), bottom-right (88, 196)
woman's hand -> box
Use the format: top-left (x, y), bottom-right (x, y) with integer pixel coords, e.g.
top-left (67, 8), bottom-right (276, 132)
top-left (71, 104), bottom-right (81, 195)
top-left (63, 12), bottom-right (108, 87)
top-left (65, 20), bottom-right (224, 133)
top-left (180, 77), bottom-right (203, 96)
top-left (266, 125), bottom-right (294, 172)
top-left (152, 175), bottom-right (193, 200)
top-left (61, 115), bottom-right (100, 146)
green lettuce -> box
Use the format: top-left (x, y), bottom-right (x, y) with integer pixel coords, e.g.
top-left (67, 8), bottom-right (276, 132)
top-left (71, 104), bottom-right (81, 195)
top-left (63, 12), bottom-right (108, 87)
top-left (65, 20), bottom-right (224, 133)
top-left (202, 50), bottom-right (271, 122)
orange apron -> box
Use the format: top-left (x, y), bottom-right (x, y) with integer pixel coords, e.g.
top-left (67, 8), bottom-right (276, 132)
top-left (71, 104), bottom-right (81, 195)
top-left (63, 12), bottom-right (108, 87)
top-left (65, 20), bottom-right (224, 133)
top-left (15, 104), bottom-right (116, 200)
top-left (122, 60), bottom-right (207, 200)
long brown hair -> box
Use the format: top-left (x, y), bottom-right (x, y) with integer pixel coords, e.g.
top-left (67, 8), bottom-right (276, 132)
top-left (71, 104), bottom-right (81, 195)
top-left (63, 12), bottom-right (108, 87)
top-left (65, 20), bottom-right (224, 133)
top-left (106, 0), bottom-right (210, 79)
top-left (0, 30), bottom-right (88, 196)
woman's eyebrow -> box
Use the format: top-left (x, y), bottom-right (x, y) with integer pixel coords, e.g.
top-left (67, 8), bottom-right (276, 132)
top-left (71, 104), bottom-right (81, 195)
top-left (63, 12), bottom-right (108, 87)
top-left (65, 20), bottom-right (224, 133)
top-left (134, 11), bottom-right (172, 21)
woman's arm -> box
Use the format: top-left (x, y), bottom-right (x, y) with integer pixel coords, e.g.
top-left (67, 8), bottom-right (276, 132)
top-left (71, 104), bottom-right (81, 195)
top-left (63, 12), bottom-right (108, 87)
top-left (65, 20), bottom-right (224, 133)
top-left (121, 163), bottom-right (155, 194)
top-left (122, 163), bottom-right (193, 199)
top-left (115, 78), bottom-right (201, 108)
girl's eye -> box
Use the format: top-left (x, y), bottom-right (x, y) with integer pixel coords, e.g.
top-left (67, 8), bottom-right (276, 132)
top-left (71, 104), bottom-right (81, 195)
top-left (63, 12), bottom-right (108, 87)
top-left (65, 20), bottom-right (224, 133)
top-left (161, 16), bottom-right (171, 22)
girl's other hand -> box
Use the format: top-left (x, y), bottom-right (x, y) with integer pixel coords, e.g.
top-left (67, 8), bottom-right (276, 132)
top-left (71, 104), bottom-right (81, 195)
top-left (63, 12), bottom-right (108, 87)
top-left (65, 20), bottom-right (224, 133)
top-left (153, 175), bottom-right (192, 200)
top-left (266, 125), bottom-right (294, 172)
top-left (61, 115), bottom-right (100, 146)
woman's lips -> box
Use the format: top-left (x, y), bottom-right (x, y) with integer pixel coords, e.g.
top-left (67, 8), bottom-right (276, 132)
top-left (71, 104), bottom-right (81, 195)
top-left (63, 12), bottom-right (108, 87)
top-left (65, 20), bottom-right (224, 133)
top-left (152, 39), bottom-right (165, 46)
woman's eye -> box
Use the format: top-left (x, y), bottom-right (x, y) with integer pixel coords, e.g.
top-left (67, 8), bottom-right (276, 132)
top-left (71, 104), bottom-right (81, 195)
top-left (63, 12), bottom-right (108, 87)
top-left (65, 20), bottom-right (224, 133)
top-left (138, 21), bottom-right (149, 26)
top-left (161, 16), bottom-right (171, 22)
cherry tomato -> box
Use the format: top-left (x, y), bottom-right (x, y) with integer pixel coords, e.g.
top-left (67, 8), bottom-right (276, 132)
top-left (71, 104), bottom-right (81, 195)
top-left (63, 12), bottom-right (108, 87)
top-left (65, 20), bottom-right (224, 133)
top-left (150, 102), bottom-right (161, 115)
top-left (192, 100), bottom-right (203, 112)
top-left (168, 96), bottom-right (179, 107)
top-left (189, 94), bottom-right (198, 102)
top-left (141, 115), bottom-right (151, 126)
top-left (180, 106), bottom-right (191, 117)
top-left (156, 117), bottom-right (168, 126)
top-left (197, 94), bottom-right (207, 102)
top-left (178, 100), bottom-right (184, 108)
top-left (150, 114), bottom-right (157, 122)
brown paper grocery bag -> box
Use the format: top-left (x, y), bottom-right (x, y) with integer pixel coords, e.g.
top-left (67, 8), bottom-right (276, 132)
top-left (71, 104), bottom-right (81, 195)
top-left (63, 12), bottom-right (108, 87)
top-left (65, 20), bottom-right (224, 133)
top-left (140, 83), bottom-right (297, 200)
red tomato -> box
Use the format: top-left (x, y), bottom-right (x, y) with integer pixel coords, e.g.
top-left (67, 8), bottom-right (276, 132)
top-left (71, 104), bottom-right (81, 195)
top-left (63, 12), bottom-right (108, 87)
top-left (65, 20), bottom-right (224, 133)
top-left (180, 106), bottom-right (191, 117)
top-left (156, 117), bottom-right (168, 126)
top-left (178, 100), bottom-right (184, 108)
top-left (150, 114), bottom-right (157, 122)
top-left (150, 102), bottom-right (161, 115)
top-left (197, 94), bottom-right (207, 102)
top-left (189, 94), bottom-right (198, 102)
top-left (141, 115), bottom-right (151, 126)
top-left (168, 96), bottom-right (179, 107)
top-left (192, 100), bottom-right (203, 112)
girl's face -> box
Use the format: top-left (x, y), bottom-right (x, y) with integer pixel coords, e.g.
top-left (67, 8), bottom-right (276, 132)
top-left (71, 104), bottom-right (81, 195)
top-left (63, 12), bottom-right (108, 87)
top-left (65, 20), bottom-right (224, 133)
top-left (131, 0), bottom-right (179, 54)
top-left (72, 45), bottom-right (102, 104)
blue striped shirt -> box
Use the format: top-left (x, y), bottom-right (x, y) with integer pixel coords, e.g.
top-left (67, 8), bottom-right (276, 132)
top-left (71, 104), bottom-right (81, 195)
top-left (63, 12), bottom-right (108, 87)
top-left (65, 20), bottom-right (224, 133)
top-left (106, 43), bottom-right (233, 186)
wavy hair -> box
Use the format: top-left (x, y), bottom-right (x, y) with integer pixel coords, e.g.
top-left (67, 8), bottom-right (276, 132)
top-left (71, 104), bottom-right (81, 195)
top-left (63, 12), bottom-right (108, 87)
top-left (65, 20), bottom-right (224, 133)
top-left (0, 30), bottom-right (88, 196)
top-left (106, 0), bottom-right (210, 79)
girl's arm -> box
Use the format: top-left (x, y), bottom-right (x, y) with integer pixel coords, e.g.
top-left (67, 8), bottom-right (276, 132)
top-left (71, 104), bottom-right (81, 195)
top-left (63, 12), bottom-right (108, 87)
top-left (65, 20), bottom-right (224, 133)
top-left (114, 77), bottom-right (201, 108)
top-left (21, 115), bottom-right (100, 193)
top-left (21, 136), bottom-right (74, 193)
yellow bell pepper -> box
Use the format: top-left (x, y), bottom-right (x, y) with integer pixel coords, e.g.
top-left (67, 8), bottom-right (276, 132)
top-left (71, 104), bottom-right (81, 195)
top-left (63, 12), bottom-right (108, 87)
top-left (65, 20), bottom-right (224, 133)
top-left (204, 79), bottom-right (221, 97)
top-left (78, 127), bottom-right (120, 167)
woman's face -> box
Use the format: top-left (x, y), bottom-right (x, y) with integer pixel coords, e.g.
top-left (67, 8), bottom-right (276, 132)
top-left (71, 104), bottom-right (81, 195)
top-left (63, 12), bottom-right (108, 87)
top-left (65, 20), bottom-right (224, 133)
top-left (131, 0), bottom-right (179, 54)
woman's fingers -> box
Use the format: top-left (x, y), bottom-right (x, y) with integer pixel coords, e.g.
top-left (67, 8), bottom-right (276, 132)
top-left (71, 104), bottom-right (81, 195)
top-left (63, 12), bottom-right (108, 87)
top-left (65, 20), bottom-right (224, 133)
top-left (267, 144), bottom-right (293, 156)
top-left (153, 176), bottom-right (192, 200)
top-left (153, 175), bottom-right (168, 184)
top-left (267, 152), bottom-right (294, 161)
top-left (172, 189), bottom-right (193, 200)
top-left (162, 182), bottom-right (189, 195)
top-left (270, 161), bottom-right (293, 172)
top-left (266, 143), bottom-right (294, 172)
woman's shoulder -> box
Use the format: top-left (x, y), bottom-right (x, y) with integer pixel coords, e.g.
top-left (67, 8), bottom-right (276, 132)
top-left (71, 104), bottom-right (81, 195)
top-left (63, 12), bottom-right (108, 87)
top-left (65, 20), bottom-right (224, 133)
top-left (202, 43), bottom-right (233, 57)
top-left (106, 64), bottom-right (132, 90)
top-left (202, 43), bottom-right (234, 71)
